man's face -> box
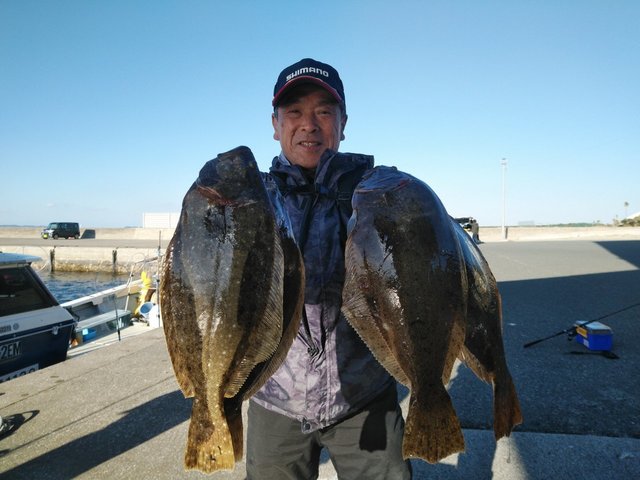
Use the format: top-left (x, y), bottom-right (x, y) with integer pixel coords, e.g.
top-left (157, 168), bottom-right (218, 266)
top-left (272, 85), bottom-right (347, 169)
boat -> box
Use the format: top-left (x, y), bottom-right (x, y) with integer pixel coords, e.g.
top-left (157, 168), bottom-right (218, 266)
top-left (0, 252), bottom-right (76, 382)
top-left (62, 272), bottom-right (156, 349)
top-left (0, 252), bottom-right (160, 383)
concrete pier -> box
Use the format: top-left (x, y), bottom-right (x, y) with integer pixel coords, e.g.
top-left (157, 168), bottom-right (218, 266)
top-left (2, 327), bottom-right (638, 480)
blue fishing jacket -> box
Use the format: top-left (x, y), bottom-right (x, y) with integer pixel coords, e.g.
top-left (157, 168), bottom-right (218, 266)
top-left (251, 150), bottom-right (394, 433)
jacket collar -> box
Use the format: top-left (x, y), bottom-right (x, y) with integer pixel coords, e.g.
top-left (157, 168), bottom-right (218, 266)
top-left (270, 149), bottom-right (374, 188)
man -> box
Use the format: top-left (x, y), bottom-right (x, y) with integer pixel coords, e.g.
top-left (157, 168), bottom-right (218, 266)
top-left (246, 58), bottom-right (412, 480)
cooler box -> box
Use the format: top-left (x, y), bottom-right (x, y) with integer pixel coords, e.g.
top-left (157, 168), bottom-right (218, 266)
top-left (82, 328), bottom-right (97, 342)
top-left (574, 321), bottom-right (612, 351)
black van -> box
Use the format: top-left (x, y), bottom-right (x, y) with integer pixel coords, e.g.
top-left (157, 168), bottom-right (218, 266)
top-left (41, 222), bottom-right (80, 240)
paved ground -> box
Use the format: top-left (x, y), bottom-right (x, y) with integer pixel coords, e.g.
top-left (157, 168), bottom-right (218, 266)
top-left (1, 239), bottom-right (639, 479)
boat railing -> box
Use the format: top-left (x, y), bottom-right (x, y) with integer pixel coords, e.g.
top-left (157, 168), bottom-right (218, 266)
top-left (74, 309), bottom-right (132, 332)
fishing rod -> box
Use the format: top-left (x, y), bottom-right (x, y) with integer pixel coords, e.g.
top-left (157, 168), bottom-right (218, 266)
top-left (523, 301), bottom-right (640, 348)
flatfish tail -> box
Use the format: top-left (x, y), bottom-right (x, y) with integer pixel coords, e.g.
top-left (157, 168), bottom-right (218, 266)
top-left (401, 300), bottom-right (466, 462)
top-left (454, 222), bottom-right (523, 439)
top-left (182, 396), bottom-right (234, 472)
top-left (404, 375), bottom-right (465, 463)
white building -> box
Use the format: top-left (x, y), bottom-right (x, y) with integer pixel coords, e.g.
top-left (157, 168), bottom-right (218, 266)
top-left (142, 213), bottom-right (180, 229)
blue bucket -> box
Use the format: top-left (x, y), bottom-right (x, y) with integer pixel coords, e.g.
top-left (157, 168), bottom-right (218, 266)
top-left (139, 302), bottom-right (155, 318)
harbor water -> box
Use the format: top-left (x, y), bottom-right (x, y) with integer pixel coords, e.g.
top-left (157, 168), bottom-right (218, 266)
top-left (36, 270), bottom-right (131, 303)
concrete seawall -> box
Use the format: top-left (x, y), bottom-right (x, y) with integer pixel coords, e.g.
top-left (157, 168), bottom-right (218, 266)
top-left (0, 227), bottom-right (171, 273)
top-left (1, 226), bottom-right (638, 273)
top-left (478, 225), bottom-right (640, 242)
top-left (0, 227), bottom-right (175, 241)
top-left (0, 244), bottom-right (162, 274)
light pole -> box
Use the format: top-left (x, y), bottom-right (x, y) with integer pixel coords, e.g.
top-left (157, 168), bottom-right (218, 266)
top-left (501, 158), bottom-right (508, 239)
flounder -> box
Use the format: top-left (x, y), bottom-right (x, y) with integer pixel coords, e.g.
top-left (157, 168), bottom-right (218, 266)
top-left (342, 166), bottom-right (521, 464)
top-left (160, 146), bottom-right (304, 473)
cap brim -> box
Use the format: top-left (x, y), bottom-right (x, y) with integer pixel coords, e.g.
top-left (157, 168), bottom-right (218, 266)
top-left (272, 76), bottom-right (343, 107)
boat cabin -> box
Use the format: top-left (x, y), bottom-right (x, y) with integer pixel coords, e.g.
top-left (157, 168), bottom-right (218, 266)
top-left (0, 253), bottom-right (75, 382)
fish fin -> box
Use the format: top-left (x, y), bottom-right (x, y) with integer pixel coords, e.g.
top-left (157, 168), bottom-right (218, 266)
top-left (493, 371), bottom-right (523, 440)
top-left (224, 232), bottom-right (285, 397)
top-left (341, 303), bottom-right (409, 384)
top-left (184, 396), bottom-right (236, 473)
top-left (458, 345), bottom-right (493, 384)
top-left (160, 242), bottom-right (199, 397)
top-left (342, 250), bottom-right (410, 384)
top-left (240, 239), bottom-right (305, 399)
top-left (458, 341), bottom-right (523, 439)
top-left (441, 314), bottom-right (466, 384)
top-left (224, 396), bottom-right (245, 461)
top-left (403, 385), bottom-right (465, 463)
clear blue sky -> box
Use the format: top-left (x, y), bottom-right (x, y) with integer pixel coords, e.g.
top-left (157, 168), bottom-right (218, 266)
top-left (2, 1), bottom-right (638, 228)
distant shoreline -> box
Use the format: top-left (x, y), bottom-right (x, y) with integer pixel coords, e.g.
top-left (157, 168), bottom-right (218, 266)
top-left (1, 225), bottom-right (639, 242)
top-left (1, 225), bottom-right (638, 273)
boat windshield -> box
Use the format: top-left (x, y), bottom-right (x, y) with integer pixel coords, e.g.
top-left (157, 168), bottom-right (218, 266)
top-left (0, 267), bottom-right (58, 317)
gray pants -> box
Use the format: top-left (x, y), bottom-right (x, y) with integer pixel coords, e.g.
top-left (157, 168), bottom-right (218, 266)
top-left (246, 384), bottom-right (412, 480)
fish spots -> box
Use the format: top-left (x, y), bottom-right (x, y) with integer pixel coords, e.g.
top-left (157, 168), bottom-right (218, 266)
top-left (388, 290), bottom-right (401, 309)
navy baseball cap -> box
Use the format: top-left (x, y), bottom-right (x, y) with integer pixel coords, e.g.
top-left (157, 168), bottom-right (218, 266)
top-left (273, 58), bottom-right (345, 108)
